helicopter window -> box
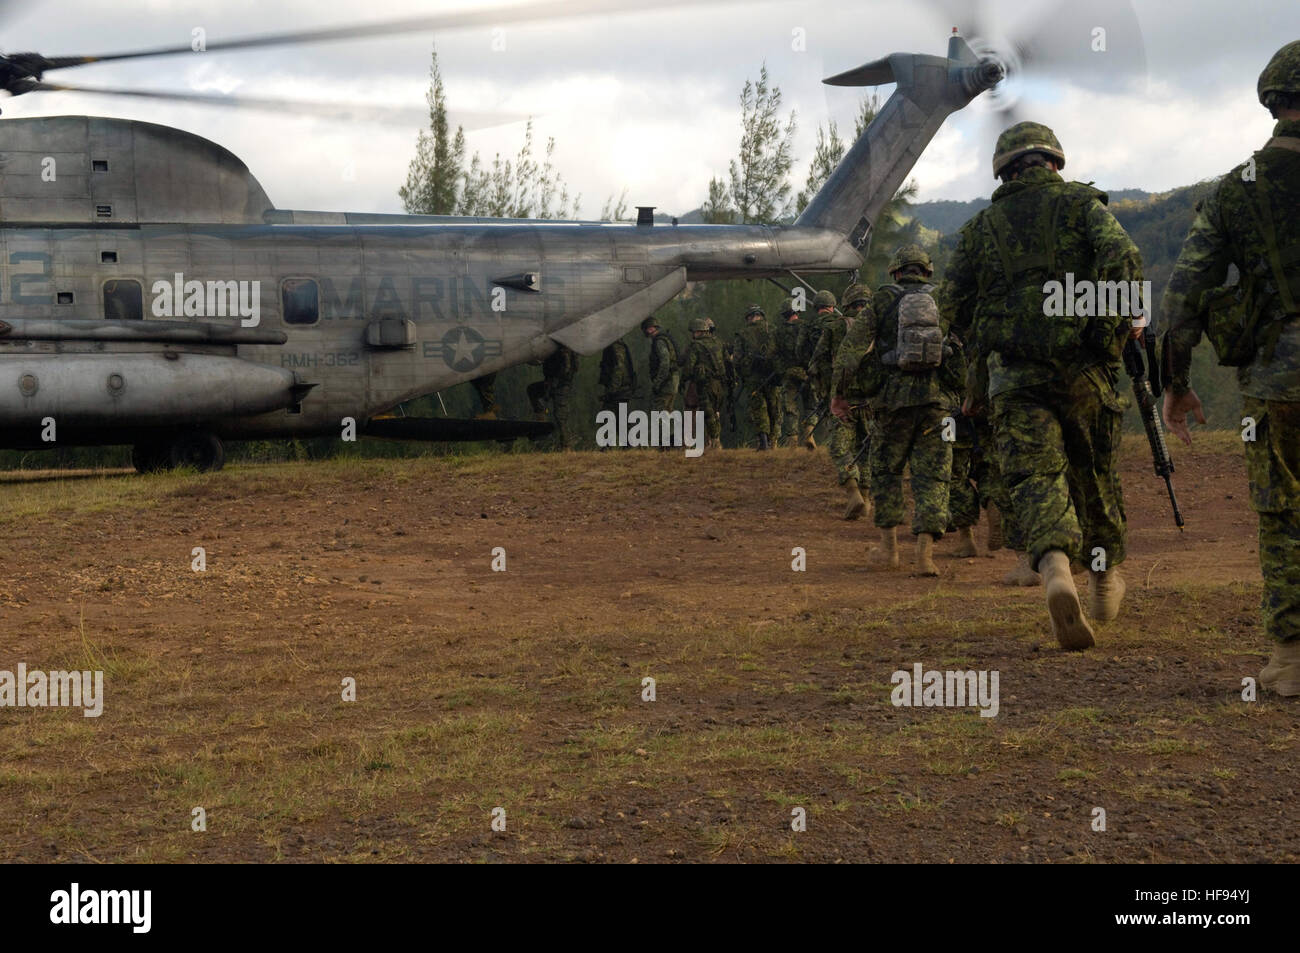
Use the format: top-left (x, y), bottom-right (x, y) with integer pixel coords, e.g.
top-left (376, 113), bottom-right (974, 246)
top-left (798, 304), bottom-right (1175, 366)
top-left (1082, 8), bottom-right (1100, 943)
top-left (103, 279), bottom-right (143, 321)
top-left (101, 251), bottom-right (118, 263)
top-left (92, 160), bottom-right (109, 173)
top-left (57, 292), bottom-right (74, 305)
top-left (282, 278), bottom-right (319, 325)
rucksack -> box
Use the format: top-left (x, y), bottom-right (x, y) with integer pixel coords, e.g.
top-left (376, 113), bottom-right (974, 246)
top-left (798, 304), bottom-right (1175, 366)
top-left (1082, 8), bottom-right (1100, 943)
top-left (881, 284), bottom-right (944, 372)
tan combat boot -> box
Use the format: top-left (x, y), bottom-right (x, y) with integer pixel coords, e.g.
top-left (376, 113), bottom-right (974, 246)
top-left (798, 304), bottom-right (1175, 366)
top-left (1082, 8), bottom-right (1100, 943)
top-left (952, 525), bottom-right (978, 558)
top-left (986, 504), bottom-right (1004, 552)
top-left (868, 527), bottom-right (900, 570)
top-left (801, 422), bottom-right (817, 451)
top-left (1002, 552), bottom-right (1041, 587)
top-left (1039, 550), bottom-right (1095, 651)
top-left (842, 480), bottom-right (866, 521)
top-left (915, 534), bottom-right (939, 577)
top-left (1088, 568), bottom-right (1126, 622)
top-left (1260, 641), bottom-right (1300, 697)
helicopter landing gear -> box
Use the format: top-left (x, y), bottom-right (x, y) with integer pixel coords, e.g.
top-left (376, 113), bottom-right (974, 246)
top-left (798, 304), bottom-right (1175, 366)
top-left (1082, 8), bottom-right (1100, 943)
top-left (131, 432), bottom-right (226, 473)
top-left (168, 432), bottom-right (226, 472)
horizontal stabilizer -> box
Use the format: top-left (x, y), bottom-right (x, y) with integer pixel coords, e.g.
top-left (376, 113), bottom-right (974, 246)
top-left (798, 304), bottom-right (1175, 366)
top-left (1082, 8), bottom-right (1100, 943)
top-left (823, 56), bottom-right (896, 87)
top-left (364, 416), bottom-right (553, 442)
top-left (0, 318), bottom-right (287, 345)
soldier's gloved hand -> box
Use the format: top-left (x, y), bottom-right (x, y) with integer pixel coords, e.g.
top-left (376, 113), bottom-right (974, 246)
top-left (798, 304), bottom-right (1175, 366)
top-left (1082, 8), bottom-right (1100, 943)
top-left (831, 395), bottom-right (851, 424)
top-left (1162, 388), bottom-right (1206, 447)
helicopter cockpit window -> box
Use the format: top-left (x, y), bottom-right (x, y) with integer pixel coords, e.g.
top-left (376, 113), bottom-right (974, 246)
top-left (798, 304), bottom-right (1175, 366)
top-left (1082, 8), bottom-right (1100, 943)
top-left (282, 278), bottom-right (319, 325)
top-left (103, 279), bottom-right (143, 321)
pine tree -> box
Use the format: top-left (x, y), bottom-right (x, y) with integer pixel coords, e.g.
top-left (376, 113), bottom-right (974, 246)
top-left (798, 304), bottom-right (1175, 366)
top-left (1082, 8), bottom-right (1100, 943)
top-left (398, 47), bottom-right (465, 215)
top-left (726, 65), bottom-right (797, 224)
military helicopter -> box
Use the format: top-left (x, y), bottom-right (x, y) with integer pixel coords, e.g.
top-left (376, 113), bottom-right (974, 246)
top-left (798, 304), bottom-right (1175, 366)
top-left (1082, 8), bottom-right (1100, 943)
top-left (0, 1), bottom-right (1082, 472)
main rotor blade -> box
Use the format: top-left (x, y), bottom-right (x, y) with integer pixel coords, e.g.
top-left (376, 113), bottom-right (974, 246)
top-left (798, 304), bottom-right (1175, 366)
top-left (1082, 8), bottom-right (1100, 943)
top-left (28, 81), bottom-right (529, 129)
top-left (38, 0), bottom-right (735, 72)
top-left (1005, 0), bottom-right (1147, 88)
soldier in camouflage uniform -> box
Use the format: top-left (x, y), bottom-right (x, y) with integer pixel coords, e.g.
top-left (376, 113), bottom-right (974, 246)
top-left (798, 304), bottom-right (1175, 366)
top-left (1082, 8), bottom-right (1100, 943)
top-left (733, 304), bottom-right (781, 450)
top-left (680, 316), bottom-right (727, 450)
top-left (598, 336), bottom-right (638, 418)
top-left (527, 343), bottom-right (580, 450)
top-left (945, 405), bottom-right (984, 557)
top-left (1161, 41), bottom-right (1300, 696)
top-left (844, 245), bottom-right (960, 576)
top-left (945, 121), bottom-right (1143, 650)
top-left (641, 316), bottom-right (680, 413)
top-left (470, 372), bottom-right (499, 419)
top-left (813, 285), bottom-right (872, 520)
top-left (773, 296), bottom-right (821, 448)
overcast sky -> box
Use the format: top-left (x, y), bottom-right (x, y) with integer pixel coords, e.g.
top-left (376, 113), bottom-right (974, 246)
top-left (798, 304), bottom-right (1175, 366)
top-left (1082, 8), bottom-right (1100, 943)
top-left (3, 0), bottom-right (1297, 217)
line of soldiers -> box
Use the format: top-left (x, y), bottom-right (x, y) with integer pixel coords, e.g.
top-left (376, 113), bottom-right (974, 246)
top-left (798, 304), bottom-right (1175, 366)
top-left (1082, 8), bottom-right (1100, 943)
top-left (514, 41), bottom-right (1298, 695)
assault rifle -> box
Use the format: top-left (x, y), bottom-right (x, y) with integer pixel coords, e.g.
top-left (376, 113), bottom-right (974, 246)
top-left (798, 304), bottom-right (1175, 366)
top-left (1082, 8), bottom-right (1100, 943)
top-left (1123, 326), bottom-right (1185, 531)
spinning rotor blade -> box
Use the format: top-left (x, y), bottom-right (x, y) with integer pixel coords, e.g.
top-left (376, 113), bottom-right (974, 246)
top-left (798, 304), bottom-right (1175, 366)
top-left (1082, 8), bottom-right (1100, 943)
top-left (27, 81), bottom-right (528, 129)
top-left (36, 0), bottom-right (736, 72)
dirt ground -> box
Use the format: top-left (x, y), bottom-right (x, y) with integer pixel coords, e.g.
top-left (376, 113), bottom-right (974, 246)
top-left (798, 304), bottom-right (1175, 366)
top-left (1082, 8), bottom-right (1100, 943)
top-left (0, 432), bottom-right (1295, 863)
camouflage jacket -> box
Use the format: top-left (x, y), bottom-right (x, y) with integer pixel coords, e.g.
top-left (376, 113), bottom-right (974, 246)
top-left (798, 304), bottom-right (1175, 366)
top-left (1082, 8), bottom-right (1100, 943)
top-left (811, 310), bottom-right (854, 399)
top-left (733, 320), bottom-right (778, 384)
top-left (599, 340), bottom-right (637, 396)
top-left (680, 335), bottom-right (728, 387)
top-left (943, 166), bottom-right (1143, 399)
top-left (1162, 118), bottom-right (1300, 402)
top-left (832, 302), bottom-right (877, 404)
top-left (773, 317), bottom-right (810, 382)
top-left (542, 344), bottom-right (579, 383)
top-left (648, 331), bottom-right (680, 392)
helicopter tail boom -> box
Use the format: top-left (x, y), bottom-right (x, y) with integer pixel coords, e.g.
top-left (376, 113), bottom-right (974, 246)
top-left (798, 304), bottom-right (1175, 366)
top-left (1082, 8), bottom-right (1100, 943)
top-left (795, 34), bottom-right (1001, 250)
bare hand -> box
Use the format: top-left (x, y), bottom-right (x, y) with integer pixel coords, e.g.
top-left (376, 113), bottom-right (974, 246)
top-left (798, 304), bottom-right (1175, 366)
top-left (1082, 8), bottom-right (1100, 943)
top-left (831, 395), bottom-right (851, 424)
top-left (1162, 388), bottom-right (1206, 447)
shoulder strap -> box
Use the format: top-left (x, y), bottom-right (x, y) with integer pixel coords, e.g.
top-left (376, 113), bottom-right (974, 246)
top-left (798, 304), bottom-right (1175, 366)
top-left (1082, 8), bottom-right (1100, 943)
top-left (1264, 136), bottom-right (1300, 155)
top-left (1241, 170), bottom-right (1300, 315)
top-left (983, 191), bottom-right (1068, 286)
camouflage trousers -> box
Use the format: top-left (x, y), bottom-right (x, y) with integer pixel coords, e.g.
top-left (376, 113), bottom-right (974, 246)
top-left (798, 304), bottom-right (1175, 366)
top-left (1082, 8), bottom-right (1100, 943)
top-left (688, 380), bottom-right (724, 445)
top-left (868, 402), bottom-right (952, 537)
top-left (1244, 397), bottom-right (1300, 643)
top-left (829, 405), bottom-right (872, 487)
top-left (600, 390), bottom-right (636, 415)
top-left (650, 380), bottom-right (678, 414)
top-left (968, 432), bottom-right (1027, 550)
top-left (779, 378), bottom-right (805, 442)
top-left (746, 383), bottom-right (782, 438)
top-left (947, 415), bottom-right (984, 530)
top-left (991, 367), bottom-right (1126, 571)
top-left (527, 379), bottom-right (576, 449)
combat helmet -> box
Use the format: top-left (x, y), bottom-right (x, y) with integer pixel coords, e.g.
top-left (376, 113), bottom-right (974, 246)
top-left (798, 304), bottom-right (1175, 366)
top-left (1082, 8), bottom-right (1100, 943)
top-left (841, 283), bottom-right (869, 309)
top-left (689, 317), bottom-right (712, 333)
top-left (640, 315), bottom-right (660, 331)
top-left (779, 297), bottom-right (798, 317)
top-left (1259, 40), bottom-right (1300, 109)
top-left (812, 290), bottom-right (837, 310)
top-left (992, 121), bottom-right (1065, 178)
top-left (888, 244), bottom-right (934, 277)
top-left (744, 304), bottom-right (765, 319)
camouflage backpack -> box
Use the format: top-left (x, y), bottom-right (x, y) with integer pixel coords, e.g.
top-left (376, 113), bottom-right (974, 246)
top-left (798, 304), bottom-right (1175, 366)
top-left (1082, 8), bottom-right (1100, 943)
top-left (881, 284), bottom-right (945, 372)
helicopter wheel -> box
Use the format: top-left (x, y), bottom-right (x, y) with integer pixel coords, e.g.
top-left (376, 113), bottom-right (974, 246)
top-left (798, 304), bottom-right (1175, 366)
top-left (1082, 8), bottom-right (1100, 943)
top-left (131, 441), bottom-right (171, 474)
top-left (168, 432), bottom-right (226, 472)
